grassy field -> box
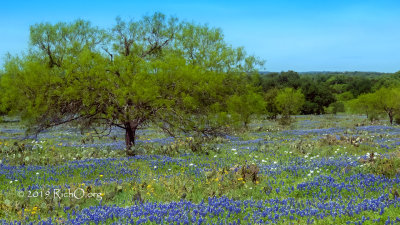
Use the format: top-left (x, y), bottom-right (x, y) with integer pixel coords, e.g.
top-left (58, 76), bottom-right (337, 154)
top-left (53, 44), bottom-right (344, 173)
top-left (1, 115), bottom-right (400, 224)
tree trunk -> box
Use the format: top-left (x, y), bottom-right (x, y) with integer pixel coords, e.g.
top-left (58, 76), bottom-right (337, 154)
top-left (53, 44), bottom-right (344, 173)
top-left (388, 111), bottom-right (394, 125)
top-left (125, 120), bottom-right (139, 156)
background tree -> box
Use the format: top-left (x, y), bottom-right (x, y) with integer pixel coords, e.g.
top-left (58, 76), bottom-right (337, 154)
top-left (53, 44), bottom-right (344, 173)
top-left (0, 13), bottom-right (265, 155)
top-left (275, 87), bottom-right (305, 121)
top-left (260, 71), bottom-right (335, 114)
top-left (278, 70), bottom-right (301, 89)
top-left (335, 91), bottom-right (354, 102)
top-left (348, 88), bottom-right (400, 124)
top-left (227, 89), bottom-right (266, 127)
top-left (348, 77), bottom-right (372, 97)
top-left (371, 71), bottom-right (400, 90)
top-left (299, 78), bottom-right (335, 114)
top-left (327, 101), bottom-right (345, 114)
top-left (373, 87), bottom-right (400, 124)
top-left (347, 93), bottom-right (378, 119)
top-left (263, 88), bottom-right (279, 119)
top-left (260, 70), bottom-right (300, 90)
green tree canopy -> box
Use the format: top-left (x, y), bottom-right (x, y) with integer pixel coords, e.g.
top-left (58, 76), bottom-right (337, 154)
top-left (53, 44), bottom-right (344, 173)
top-left (0, 13), bottom-right (265, 154)
top-left (348, 87), bottom-right (400, 124)
top-left (299, 78), bottom-right (335, 114)
top-left (227, 90), bottom-right (266, 127)
top-left (373, 87), bottom-right (400, 124)
top-left (263, 88), bottom-right (279, 119)
top-left (275, 87), bottom-right (305, 119)
top-left (347, 93), bottom-right (373, 116)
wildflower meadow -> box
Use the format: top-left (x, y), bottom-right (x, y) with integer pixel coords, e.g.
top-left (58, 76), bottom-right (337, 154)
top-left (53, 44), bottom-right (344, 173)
top-left (1, 115), bottom-right (400, 224)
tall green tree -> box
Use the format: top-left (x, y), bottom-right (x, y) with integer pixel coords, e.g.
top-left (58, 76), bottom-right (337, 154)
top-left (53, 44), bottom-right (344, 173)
top-left (373, 87), bottom-right (400, 124)
top-left (0, 13), bottom-right (264, 154)
top-left (348, 77), bottom-right (372, 97)
top-left (348, 88), bottom-right (400, 124)
top-left (299, 78), bottom-right (335, 114)
top-left (275, 87), bottom-right (305, 119)
top-left (347, 93), bottom-right (377, 118)
top-left (264, 88), bottom-right (279, 119)
top-left (227, 90), bottom-right (266, 127)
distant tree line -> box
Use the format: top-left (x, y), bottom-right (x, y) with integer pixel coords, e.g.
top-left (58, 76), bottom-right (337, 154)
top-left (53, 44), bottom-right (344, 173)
top-left (257, 70), bottom-right (400, 123)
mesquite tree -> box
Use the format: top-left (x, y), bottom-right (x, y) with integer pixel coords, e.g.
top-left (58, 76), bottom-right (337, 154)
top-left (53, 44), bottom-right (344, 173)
top-left (0, 13), bottom-right (265, 155)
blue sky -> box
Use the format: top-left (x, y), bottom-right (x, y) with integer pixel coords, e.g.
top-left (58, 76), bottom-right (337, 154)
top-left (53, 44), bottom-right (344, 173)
top-left (1, 0), bottom-right (399, 72)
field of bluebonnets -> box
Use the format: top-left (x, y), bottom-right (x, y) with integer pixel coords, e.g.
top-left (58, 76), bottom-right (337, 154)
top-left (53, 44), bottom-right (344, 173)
top-left (1, 115), bottom-right (400, 224)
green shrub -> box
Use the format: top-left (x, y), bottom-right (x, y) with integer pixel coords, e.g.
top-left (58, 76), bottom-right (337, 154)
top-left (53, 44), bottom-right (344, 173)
top-left (368, 112), bottom-right (380, 122)
top-left (328, 102), bottom-right (345, 114)
top-left (278, 115), bottom-right (293, 126)
top-left (394, 115), bottom-right (400, 125)
top-left (367, 157), bottom-right (400, 178)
